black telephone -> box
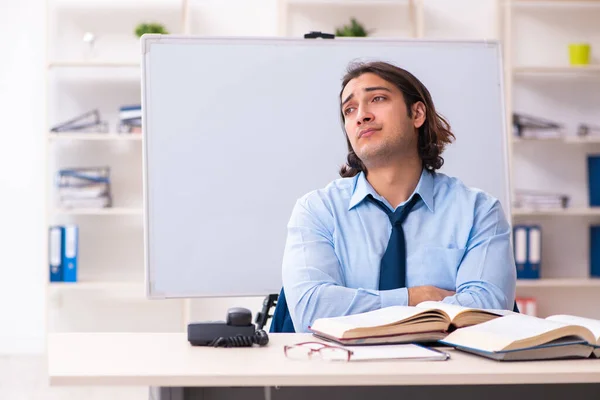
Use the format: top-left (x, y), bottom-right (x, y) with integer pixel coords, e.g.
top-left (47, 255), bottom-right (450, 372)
top-left (187, 307), bottom-right (269, 347)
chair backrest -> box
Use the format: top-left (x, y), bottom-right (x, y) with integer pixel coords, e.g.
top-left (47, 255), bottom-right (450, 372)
top-left (269, 288), bottom-right (295, 333)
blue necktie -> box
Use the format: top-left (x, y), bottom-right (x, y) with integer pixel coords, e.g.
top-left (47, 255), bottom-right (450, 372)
top-left (368, 194), bottom-right (421, 290)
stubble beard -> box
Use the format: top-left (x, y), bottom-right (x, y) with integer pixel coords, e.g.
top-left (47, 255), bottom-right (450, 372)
top-left (357, 134), bottom-right (413, 170)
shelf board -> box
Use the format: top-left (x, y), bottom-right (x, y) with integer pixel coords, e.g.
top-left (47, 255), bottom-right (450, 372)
top-left (287, 0), bottom-right (410, 5)
top-left (512, 207), bottom-right (600, 216)
top-left (48, 133), bottom-right (142, 141)
top-left (48, 61), bottom-right (140, 68)
top-left (513, 0), bottom-right (600, 8)
top-left (513, 136), bottom-right (600, 144)
top-left (513, 65), bottom-right (600, 76)
top-left (48, 281), bottom-right (146, 299)
top-left (52, 208), bottom-right (143, 216)
top-left (48, 281), bottom-right (144, 292)
top-left (517, 278), bottom-right (600, 288)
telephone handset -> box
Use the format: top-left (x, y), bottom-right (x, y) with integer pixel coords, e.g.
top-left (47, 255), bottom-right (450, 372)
top-left (187, 307), bottom-right (269, 347)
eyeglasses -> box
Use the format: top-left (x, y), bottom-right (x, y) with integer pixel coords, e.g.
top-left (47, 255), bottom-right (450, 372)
top-left (284, 341), bottom-right (353, 362)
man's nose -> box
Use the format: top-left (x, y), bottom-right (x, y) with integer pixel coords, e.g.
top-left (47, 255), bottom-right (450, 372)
top-left (356, 107), bottom-right (373, 125)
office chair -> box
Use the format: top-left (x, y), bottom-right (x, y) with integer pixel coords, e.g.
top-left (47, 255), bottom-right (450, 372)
top-left (269, 288), bottom-right (295, 333)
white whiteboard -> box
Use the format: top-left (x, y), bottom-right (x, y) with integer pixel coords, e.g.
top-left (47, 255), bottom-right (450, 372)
top-left (142, 35), bottom-right (510, 299)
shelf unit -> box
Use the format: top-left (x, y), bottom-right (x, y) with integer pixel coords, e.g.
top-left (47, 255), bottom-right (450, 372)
top-left (503, 0), bottom-right (600, 317)
top-left (45, 0), bottom-right (598, 335)
top-left (44, 0), bottom-right (189, 335)
top-left (44, 0), bottom-right (451, 337)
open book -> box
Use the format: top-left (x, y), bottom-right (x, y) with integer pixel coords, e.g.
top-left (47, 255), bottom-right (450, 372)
top-left (309, 301), bottom-right (511, 345)
top-left (441, 313), bottom-right (600, 361)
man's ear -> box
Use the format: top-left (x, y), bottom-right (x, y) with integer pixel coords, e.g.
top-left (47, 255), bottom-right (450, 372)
top-left (412, 102), bottom-right (426, 129)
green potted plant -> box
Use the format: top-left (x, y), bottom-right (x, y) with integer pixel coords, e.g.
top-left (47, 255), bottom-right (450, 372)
top-left (135, 22), bottom-right (169, 38)
top-left (335, 18), bottom-right (370, 37)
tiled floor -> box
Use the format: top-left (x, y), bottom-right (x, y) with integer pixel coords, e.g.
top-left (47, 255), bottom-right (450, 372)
top-left (0, 356), bottom-right (148, 400)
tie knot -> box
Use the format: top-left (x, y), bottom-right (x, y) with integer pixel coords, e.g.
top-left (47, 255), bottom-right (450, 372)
top-left (368, 194), bottom-right (420, 226)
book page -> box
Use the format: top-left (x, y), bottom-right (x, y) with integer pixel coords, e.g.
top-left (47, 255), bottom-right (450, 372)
top-left (416, 301), bottom-right (472, 320)
top-left (310, 306), bottom-right (438, 338)
top-left (343, 344), bottom-right (449, 361)
top-left (547, 315), bottom-right (600, 344)
top-left (416, 301), bottom-right (513, 322)
top-left (441, 314), bottom-right (591, 352)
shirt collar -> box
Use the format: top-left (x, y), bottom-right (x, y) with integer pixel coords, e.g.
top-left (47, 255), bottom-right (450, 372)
top-left (348, 169), bottom-right (435, 212)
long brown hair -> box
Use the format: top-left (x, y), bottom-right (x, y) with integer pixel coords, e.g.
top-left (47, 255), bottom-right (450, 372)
top-left (338, 61), bottom-right (455, 178)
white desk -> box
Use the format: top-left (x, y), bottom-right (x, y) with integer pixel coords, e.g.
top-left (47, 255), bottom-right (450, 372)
top-left (48, 333), bottom-right (600, 400)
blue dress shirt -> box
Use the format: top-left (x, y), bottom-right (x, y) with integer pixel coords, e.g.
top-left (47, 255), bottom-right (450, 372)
top-left (281, 169), bottom-right (517, 333)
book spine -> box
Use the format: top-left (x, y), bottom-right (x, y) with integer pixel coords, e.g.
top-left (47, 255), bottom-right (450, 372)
top-left (513, 225), bottom-right (528, 279)
top-left (591, 226), bottom-right (600, 278)
top-left (49, 226), bottom-right (64, 282)
top-left (588, 155), bottom-right (600, 207)
top-left (62, 225), bottom-right (78, 282)
top-left (527, 225), bottom-right (541, 279)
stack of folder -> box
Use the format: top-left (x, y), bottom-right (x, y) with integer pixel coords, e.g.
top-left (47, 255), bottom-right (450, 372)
top-left (513, 225), bottom-right (541, 279)
top-left (55, 167), bottom-right (112, 209)
top-left (513, 190), bottom-right (569, 210)
top-left (50, 109), bottom-right (108, 133)
top-left (512, 112), bottom-right (564, 139)
top-left (117, 104), bottom-right (141, 134)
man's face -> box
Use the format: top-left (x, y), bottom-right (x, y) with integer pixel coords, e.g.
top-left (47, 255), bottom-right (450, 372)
top-left (341, 73), bottom-right (424, 169)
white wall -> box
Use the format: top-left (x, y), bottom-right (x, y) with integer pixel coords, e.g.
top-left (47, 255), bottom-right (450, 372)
top-left (0, 1), bottom-right (46, 354)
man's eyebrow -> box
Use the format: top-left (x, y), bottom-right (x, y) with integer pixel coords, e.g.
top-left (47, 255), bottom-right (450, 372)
top-left (341, 93), bottom-right (354, 106)
top-left (364, 86), bottom-right (392, 93)
top-left (341, 86), bottom-right (392, 106)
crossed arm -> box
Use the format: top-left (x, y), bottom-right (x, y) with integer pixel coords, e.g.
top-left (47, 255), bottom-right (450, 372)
top-left (282, 200), bottom-right (517, 333)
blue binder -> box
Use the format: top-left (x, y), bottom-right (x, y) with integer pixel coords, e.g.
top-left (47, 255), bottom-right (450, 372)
top-left (588, 155), bottom-right (600, 207)
top-left (49, 226), bottom-right (64, 282)
top-left (513, 225), bottom-right (541, 279)
top-left (513, 225), bottom-right (528, 279)
top-left (527, 225), bottom-right (541, 279)
top-left (62, 225), bottom-right (79, 282)
top-left (591, 226), bottom-right (600, 278)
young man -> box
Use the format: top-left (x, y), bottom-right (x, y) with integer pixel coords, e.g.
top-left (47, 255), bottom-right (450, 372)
top-left (278, 61), bottom-right (516, 333)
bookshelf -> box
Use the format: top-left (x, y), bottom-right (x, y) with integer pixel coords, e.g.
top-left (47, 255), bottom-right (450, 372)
top-left (44, 0), bottom-right (188, 335)
top-left (503, 0), bottom-right (600, 318)
top-left (47, 0), bottom-right (590, 338)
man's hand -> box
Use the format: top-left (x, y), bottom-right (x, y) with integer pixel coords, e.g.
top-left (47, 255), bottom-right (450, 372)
top-left (408, 285), bottom-right (455, 306)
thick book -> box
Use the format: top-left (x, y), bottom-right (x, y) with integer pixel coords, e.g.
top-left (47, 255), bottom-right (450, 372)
top-left (441, 313), bottom-right (600, 361)
top-left (309, 302), bottom-right (511, 345)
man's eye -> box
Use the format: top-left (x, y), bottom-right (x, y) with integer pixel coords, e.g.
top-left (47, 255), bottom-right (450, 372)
top-left (373, 96), bottom-right (385, 102)
top-left (344, 107), bottom-right (355, 116)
